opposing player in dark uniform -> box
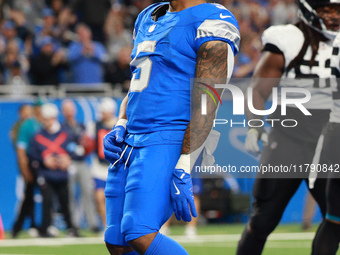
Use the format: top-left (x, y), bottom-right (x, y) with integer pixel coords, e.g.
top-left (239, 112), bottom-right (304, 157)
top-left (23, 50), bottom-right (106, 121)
top-left (238, 1), bottom-right (340, 254)
top-left (311, 32), bottom-right (340, 255)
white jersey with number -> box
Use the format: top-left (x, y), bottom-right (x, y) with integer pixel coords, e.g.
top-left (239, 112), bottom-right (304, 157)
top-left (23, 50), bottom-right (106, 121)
top-left (329, 33), bottom-right (340, 123)
top-left (262, 24), bottom-right (333, 110)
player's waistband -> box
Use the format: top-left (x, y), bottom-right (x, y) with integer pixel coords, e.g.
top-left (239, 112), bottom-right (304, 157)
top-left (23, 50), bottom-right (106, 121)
top-left (124, 130), bottom-right (185, 147)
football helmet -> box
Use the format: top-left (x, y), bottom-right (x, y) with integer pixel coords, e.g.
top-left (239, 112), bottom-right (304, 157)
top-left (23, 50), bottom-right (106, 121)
top-left (298, 0), bottom-right (340, 39)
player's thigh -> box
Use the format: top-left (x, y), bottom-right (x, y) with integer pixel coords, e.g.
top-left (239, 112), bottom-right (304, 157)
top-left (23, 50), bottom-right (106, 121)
top-left (252, 129), bottom-right (305, 228)
top-left (313, 126), bottom-right (340, 216)
top-left (121, 143), bottom-right (182, 241)
top-left (105, 162), bottom-right (129, 246)
top-left (260, 128), bottom-right (306, 172)
top-left (318, 125), bottom-right (340, 177)
top-left (307, 178), bottom-right (327, 216)
top-left (251, 177), bottom-right (302, 226)
top-left (254, 128), bottom-right (304, 201)
top-left (321, 126), bottom-right (340, 221)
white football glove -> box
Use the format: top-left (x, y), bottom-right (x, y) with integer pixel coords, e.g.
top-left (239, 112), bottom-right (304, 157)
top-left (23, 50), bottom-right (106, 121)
top-left (245, 128), bottom-right (268, 155)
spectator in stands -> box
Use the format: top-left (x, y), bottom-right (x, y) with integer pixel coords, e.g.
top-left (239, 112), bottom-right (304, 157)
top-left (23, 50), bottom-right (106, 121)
top-left (233, 33), bottom-right (260, 78)
top-left (6, 60), bottom-right (30, 87)
top-left (105, 46), bottom-right (131, 92)
top-left (104, 13), bottom-right (132, 61)
top-left (0, 21), bottom-right (25, 54)
top-left (68, 0), bottom-right (111, 43)
top-left (128, 0), bottom-right (153, 21)
top-left (29, 103), bottom-right (79, 237)
top-left (8, 0), bottom-right (47, 33)
top-left (4, 7), bottom-right (31, 43)
top-left (66, 23), bottom-right (107, 84)
top-left (61, 99), bottom-right (100, 233)
top-left (91, 97), bottom-right (117, 229)
top-left (30, 36), bottom-right (65, 86)
top-left (2, 39), bottom-right (29, 85)
top-left (36, 8), bottom-right (56, 37)
top-left (12, 99), bottom-right (43, 238)
top-left (50, 0), bottom-right (66, 17)
top-left (34, 8), bottom-right (61, 51)
top-left (270, 0), bottom-right (298, 25)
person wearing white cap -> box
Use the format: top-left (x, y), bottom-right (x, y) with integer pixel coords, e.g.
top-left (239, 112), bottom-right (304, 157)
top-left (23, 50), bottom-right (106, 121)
top-left (91, 97), bottom-right (117, 229)
top-left (28, 103), bottom-right (80, 237)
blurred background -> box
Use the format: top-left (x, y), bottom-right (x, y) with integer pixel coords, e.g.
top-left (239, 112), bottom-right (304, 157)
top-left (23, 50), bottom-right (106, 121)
top-left (0, 0), bottom-right (323, 253)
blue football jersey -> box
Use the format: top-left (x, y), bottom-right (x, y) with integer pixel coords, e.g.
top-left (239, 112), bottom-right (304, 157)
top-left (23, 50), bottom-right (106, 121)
top-left (126, 2), bottom-right (240, 135)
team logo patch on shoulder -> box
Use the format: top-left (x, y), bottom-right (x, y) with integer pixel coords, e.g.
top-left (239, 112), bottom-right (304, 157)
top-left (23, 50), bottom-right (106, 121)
top-left (149, 24), bottom-right (156, 33)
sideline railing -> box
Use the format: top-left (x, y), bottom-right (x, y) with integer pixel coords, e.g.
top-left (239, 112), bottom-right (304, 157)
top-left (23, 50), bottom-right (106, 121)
top-left (0, 83), bottom-right (125, 99)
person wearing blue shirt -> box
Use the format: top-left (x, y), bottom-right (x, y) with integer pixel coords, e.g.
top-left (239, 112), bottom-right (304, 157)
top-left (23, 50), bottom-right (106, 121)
top-left (103, 1), bottom-right (240, 255)
top-left (66, 23), bottom-right (107, 84)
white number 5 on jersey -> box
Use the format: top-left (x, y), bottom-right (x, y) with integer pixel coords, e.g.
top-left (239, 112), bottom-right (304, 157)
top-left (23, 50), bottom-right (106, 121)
top-left (130, 41), bottom-right (156, 92)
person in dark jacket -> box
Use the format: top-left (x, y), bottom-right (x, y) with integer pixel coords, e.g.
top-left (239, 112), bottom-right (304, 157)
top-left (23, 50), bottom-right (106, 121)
top-left (68, 0), bottom-right (111, 43)
top-left (29, 103), bottom-right (80, 237)
top-left (30, 36), bottom-right (65, 86)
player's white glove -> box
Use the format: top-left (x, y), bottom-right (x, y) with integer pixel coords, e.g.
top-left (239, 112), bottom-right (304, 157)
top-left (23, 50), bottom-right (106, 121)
top-left (244, 127), bottom-right (268, 155)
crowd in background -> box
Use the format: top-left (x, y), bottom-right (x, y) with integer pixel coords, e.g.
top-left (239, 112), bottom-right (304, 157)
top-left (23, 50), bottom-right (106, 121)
top-left (0, 0), bottom-right (297, 92)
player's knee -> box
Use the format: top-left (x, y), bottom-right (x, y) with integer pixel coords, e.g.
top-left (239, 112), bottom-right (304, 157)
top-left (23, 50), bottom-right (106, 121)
top-left (128, 232), bottom-right (158, 254)
top-left (121, 212), bottom-right (155, 242)
top-left (121, 213), bottom-right (138, 241)
top-left (105, 225), bottom-right (128, 248)
top-left (248, 215), bottom-right (278, 239)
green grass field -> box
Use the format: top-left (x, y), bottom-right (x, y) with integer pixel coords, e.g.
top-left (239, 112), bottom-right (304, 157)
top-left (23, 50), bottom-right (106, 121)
top-left (0, 224), bottom-right (338, 255)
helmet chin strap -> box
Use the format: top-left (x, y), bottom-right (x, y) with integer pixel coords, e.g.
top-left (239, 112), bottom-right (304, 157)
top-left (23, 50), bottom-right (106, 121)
top-left (318, 20), bottom-right (338, 40)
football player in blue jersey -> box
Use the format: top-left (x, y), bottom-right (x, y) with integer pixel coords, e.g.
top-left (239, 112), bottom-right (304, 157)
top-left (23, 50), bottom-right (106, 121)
top-left (103, 0), bottom-right (240, 254)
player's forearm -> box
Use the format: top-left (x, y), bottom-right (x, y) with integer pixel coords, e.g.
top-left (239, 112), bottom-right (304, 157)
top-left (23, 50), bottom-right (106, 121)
top-left (181, 92), bottom-right (218, 154)
top-left (181, 40), bottom-right (229, 154)
top-left (245, 89), bottom-right (266, 123)
top-left (113, 94), bottom-right (129, 129)
top-left (118, 94), bottom-right (128, 121)
top-left (245, 51), bottom-right (284, 124)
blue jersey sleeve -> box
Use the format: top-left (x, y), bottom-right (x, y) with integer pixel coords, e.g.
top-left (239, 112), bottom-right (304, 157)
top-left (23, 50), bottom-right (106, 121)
top-left (194, 4), bottom-right (240, 55)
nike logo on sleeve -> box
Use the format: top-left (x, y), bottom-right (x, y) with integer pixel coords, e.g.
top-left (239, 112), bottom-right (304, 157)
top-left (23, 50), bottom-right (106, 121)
top-left (220, 13), bottom-right (232, 19)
